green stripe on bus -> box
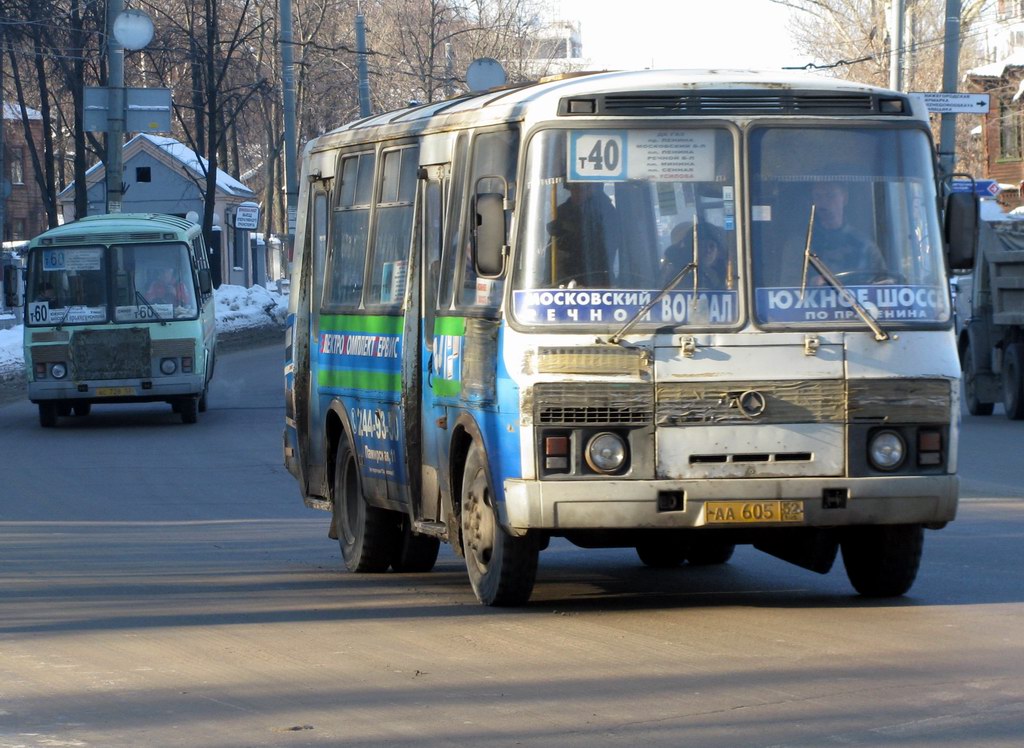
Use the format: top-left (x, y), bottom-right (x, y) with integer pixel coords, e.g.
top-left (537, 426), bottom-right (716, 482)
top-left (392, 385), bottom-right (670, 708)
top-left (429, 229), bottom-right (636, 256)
top-left (434, 316), bottom-right (467, 336)
top-left (318, 368), bottom-right (402, 392)
top-left (432, 379), bottom-right (461, 398)
top-left (319, 314), bottom-right (403, 334)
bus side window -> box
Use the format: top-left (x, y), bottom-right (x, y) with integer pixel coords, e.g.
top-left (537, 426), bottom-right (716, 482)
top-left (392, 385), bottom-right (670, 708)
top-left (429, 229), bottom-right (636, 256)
top-left (439, 134), bottom-right (468, 310)
top-left (458, 129), bottom-right (518, 310)
top-left (326, 152), bottom-right (374, 308)
top-left (367, 146), bottom-right (418, 306)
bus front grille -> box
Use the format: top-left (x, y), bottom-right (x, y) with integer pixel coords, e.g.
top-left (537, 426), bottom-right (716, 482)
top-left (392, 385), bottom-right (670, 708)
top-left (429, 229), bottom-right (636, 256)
top-left (533, 382), bottom-right (653, 426)
top-left (70, 328), bottom-right (151, 380)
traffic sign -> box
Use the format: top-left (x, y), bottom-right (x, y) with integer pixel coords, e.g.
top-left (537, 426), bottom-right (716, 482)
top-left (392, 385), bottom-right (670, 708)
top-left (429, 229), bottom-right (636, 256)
top-left (950, 178), bottom-right (1001, 197)
top-left (917, 92), bottom-right (990, 114)
top-left (234, 202), bottom-right (260, 230)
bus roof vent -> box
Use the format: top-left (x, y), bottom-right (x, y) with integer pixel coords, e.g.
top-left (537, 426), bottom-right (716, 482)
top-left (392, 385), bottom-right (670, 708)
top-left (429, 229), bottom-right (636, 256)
top-left (50, 231), bottom-right (167, 245)
top-left (562, 91), bottom-right (908, 117)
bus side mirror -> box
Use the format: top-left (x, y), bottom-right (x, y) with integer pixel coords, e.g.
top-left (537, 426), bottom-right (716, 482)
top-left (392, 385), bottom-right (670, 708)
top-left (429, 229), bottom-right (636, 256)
top-left (474, 192), bottom-right (507, 278)
top-left (198, 268), bottom-right (213, 294)
top-left (945, 191), bottom-right (978, 271)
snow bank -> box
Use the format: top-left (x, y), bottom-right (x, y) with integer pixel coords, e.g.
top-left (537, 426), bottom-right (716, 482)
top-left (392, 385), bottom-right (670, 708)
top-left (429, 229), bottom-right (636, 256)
top-left (0, 284), bottom-right (288, 380)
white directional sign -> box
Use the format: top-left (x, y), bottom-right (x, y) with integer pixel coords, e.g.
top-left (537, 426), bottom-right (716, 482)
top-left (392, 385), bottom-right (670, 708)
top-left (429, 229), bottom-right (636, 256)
top-left (234, 202), bottom-right (260, 230)
top-left (918, 92), bottom-right (990, 114)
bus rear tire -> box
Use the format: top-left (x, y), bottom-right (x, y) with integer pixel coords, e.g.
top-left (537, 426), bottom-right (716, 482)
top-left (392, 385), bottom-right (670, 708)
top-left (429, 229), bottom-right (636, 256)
top-left (841, 524), bottom-right (923, 597)
top-left (72, 403), bottom-right (91, 417)
top-left (461, 441), bottom-right (539, 606)
top-left (685, 539), bottom-right (735, 566)
top-left (333, 438), bottom-right (398, 573)
top-left (39, 402), bottom-right (58, 428)
top-left (390, 519), bottom-right (440, 573)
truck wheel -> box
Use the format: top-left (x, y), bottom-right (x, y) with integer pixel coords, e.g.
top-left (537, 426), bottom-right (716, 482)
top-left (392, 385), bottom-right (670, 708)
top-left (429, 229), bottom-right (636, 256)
top-left (38, 402), bottom-right (58, 428)
top-left (461, 441), bottom-right (539, 606)
top-left (332, 438), bottom-right (398, 573)
top-left (390, 518), bottom-right (440, 573)
top-left (179, 396), bottom-right (199, 424)
top-left (841, 524), bottom-right (923, 597)
top-left (1003, 343), bottom-right (1024, 420)
top-left (636, 538), bottom-right (686, 567)
top-left (963, 339), bottom-right (994, 416)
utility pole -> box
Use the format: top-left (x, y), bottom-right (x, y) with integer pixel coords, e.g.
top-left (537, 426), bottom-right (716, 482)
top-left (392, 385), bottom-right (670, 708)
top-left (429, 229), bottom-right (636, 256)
top-left (106, 0), bottom-right (126, 213)
top-left (889, 0), bottom-right (906, 91)
top-left (280, 0), bottom-right (298, 243)
top-left (939, 0), bottom-right (961, 177)
top-left (356, 7), bottom-right (371, 117)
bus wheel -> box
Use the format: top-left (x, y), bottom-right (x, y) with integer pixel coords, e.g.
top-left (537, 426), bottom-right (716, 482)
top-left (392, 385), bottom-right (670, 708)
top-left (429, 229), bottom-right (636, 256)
top-left (332, 438), bottom-right (397, 573)
top-left (57, 401), bottom-right (72, 417)
top-left (685, 539), bottom-right (735, 566)
top-left (72, 403), bottom-right (91, 417)
top-left (963, 339), bottom-right (993, 416)
top-left (390, 519), bottom-right (440, 573)
top-left (840, 524), bottom-right (923, 597)
top-left (38, 402), bottom-right (58, 428)
top-left (461, 442), bottom-right (539, 606)
top-left (635, 538), bottom-right (686, 567)
top-left (198, 386), bottom-right (208, 413)
top-left (1002, 343), bottom-right (1024, 420)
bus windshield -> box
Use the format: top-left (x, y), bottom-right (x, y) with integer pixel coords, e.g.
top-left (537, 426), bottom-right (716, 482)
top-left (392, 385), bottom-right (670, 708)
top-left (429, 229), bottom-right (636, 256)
top-left (512, 127), bottom-right (739, 328)
top-left (749, 126), bottom-right (950, 327)
top-left (26, 242), bottom-right (198, 327)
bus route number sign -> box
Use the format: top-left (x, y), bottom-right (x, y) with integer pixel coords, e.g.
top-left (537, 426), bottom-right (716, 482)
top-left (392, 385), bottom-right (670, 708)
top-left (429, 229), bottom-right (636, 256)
top-left (568, 132), bottom-right (626, 181)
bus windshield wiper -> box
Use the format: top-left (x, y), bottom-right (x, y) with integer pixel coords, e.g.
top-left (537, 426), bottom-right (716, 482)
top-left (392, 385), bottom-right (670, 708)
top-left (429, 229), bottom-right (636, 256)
top-left (605, 260), bottom-right (696, 345)
top-left (53, 303), bottom-right (74, 330)
top-left (135, 290), bottom-right (167, 325)
top-left (801, 205), bottom-right (889, 343)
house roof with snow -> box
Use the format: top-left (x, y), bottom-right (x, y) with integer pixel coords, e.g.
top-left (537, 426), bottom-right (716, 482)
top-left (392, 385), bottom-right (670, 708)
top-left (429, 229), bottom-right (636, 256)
top-left (58, 133), bottom-right (256, 201)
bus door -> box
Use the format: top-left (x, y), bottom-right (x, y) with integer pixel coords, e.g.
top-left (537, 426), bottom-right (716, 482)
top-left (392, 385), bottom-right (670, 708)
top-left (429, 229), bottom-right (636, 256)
top-left (408, 164), bottom-right (448, 523)
top-left (304, 188), bottom-right (332, 496)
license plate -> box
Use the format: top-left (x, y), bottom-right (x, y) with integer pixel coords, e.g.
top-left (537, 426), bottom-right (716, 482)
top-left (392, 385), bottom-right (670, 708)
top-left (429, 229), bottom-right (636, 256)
top-left (705, 500), bottom-right (804, 524)
top-left (95, 386), bottom-right (135, 397)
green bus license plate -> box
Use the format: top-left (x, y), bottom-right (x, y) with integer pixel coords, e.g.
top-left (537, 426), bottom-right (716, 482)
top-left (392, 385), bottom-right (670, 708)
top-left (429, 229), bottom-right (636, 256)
top-left (95, 387), bottom-right (135, 397)
top-left (705, 500), bottom-right (804, 524)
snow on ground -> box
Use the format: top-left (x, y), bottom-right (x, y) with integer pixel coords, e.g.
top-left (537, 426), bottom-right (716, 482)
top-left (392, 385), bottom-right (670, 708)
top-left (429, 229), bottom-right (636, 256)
top-left (0, 284), bottom-right (288, 381)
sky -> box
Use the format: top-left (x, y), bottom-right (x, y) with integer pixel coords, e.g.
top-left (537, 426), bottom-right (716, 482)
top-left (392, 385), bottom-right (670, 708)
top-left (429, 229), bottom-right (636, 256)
top-left (0, 284), bottom-right (288, 380)
top-left (555, 0), bottom-right (807, 71)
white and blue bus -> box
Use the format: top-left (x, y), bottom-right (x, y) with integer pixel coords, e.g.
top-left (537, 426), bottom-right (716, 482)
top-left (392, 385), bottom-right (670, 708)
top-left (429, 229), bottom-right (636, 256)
top-left (24, 213), bottom-right (217, 426)
top-left (284, 69), bottom-right (974, 605)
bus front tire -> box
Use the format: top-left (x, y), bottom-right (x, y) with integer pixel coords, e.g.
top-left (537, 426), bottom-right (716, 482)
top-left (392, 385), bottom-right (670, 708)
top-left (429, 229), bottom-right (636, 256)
top-left (840, 524), bottom-right (923, 597)
top-left (461, 442), bottom-right (539, 606)
top-left (39, 402), bottom-right (58, 428)
top-left (333, 439), bottom-right (398, 573)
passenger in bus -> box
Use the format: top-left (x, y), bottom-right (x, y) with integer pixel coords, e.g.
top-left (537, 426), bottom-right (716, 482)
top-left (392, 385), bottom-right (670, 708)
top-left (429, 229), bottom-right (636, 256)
top-left (807, 181), bottom-right (886, 281)
top-left (662, 222), bottom-right (732, 289)
top-left (546, 182), bottom-right (622, 287)
top-left (35, 282), bottom-right (58, 303)
top-left (147, 267), bottom-right (189, 305)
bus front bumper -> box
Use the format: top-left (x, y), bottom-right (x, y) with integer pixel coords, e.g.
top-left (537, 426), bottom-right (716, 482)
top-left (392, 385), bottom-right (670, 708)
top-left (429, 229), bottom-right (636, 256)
top-left (28, 374), bottom-right (205, 403)
top-left (501, 475), bottom-right (958, 533)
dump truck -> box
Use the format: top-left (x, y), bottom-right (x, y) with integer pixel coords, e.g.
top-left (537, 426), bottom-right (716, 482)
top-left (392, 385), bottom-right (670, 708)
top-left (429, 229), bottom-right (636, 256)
top-left (956, 215), bottom-right (1024, 418)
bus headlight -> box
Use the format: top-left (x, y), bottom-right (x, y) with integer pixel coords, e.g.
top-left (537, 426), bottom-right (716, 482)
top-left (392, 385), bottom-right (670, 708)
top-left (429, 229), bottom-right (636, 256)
top-left (869, 430), bottom-right (906, 471)
top-left (585, 432), bottom-right (627, 473)
top-left (160, 358), bottom-right (177, 375)
top-left (50, 362), bottom-right (67, 379)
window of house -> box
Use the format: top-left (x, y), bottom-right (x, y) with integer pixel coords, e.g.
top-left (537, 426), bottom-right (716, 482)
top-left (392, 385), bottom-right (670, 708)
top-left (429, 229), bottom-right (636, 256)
top-left (136, 167), bottom-right (151, 182)
top-left (1000, 99), bottom-right (1022, 160)
top-left (10, 148), bottom-right (24, 185)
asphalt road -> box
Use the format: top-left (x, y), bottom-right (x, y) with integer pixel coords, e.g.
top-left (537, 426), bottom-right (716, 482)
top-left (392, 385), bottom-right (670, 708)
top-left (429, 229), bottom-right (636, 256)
top-left (1, 341), bottom-right (1022, 747)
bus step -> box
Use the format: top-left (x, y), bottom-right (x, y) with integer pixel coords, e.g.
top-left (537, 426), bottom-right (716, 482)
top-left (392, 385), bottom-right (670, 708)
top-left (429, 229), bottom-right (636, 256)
top-left (413, 520), bottom-right (447, 538)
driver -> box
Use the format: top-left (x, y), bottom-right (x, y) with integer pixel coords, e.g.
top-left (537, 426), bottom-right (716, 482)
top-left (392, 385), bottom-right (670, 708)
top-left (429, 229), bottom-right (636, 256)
top-left (808, 182), bottom-right (886, 280)
top-left (546, 182), bottom-right (622, 287)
